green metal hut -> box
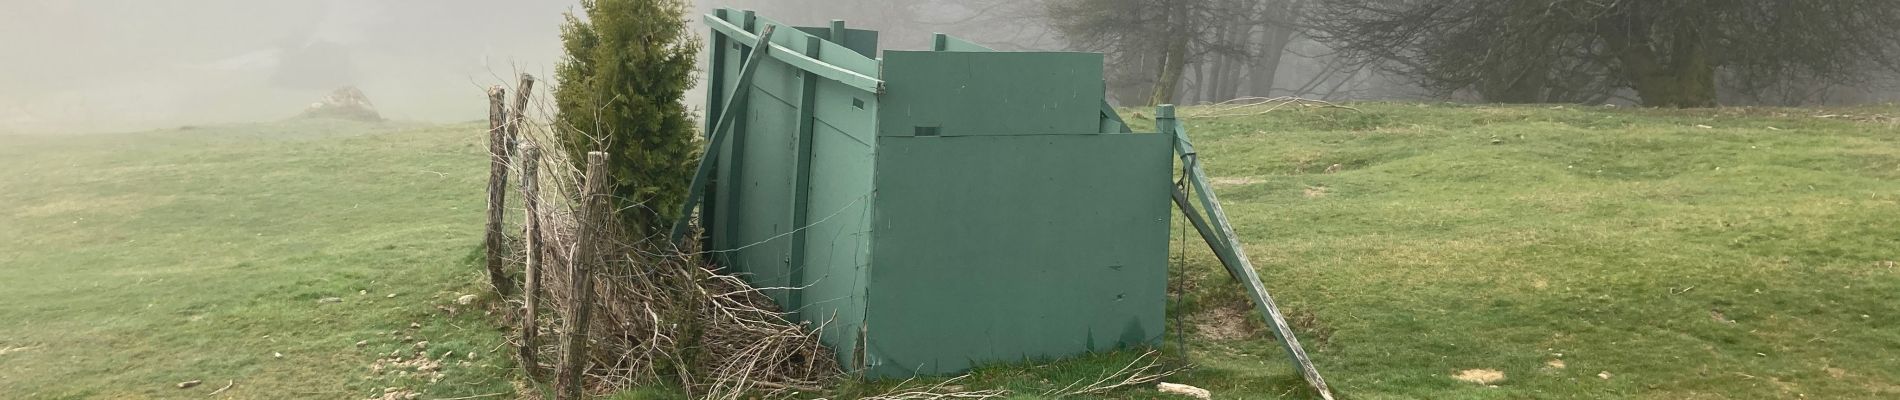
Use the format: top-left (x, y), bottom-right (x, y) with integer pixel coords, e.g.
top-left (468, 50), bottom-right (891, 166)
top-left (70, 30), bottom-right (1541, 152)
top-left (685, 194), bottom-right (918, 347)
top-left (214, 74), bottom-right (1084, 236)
top-left (685, 9), bottom-right (1172, 379)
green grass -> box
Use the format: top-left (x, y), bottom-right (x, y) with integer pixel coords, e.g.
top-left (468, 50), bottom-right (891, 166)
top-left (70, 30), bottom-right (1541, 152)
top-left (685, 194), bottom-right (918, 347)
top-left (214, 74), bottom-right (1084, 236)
top-left (4, 103), bottom-right (1898, 399)
top-left (0, 120), bottom-right (518, 399)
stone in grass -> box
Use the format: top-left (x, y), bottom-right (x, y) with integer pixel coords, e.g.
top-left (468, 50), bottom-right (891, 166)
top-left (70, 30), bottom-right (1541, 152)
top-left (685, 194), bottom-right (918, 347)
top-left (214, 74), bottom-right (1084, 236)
top-left (455, 294), bottom-right (479, 305)
top-left (176, 380), bottom-right (202, 389)
top-left (318, 297), bottom-right (343, 304)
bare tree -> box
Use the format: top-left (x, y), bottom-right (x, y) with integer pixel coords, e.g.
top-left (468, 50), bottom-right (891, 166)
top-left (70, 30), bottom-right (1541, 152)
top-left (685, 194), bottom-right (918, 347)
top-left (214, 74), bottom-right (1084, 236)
top-left (1048, 0), bottom-right (1315, 105)
top-left (1310, 0), bottom-right (1900, 107)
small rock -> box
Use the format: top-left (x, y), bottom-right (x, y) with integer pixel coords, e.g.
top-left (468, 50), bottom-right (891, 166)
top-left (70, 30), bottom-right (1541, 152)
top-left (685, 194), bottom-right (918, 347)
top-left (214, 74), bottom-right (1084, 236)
top-left (1157, 382), bottom-right (1211, 399)
top-left (410, 322), bottom-right (421, 329)
top-left (273, 352), bottom-right (283, 359)
top-left (387, 293), bottom-right (398, 298)
top-left (414, 341), bottom-right (429, 350)
top-left (1546, 359), bottom-right (1566, 369)
top-left (1695, 124), bottom-right (1714, 129)
top-left (359, 290), bottom-right (368, 296)
top-left (177, 380), bottom-right (202, 389)
top-left (317, 297), bottom-right (343, 304)
top-left (356, 340), bottom-right (369, 347)
top-left (455, 294), bottom-right (479, 305)
top-left (1598, 371), bottom-right (1613, 380)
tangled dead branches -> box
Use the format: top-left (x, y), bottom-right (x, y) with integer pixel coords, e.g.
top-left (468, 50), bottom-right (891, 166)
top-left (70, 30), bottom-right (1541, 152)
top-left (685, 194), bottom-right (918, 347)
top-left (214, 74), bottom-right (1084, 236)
top-left (508, 117), bottom-right (838, 399)
top-left (1042, 351), bottom-right (1183, 398)
top-left (1183, 96), bottom-right (1361, 119)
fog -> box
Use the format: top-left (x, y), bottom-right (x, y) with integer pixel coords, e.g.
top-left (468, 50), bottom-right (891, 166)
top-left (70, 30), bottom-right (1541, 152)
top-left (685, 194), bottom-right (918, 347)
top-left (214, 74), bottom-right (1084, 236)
top-left (0, 0), bottom-right (1422, 135)
top-left (0, 0), bottom-right (575, 134)
top-left (0, 0), bottom-right (1383, 135)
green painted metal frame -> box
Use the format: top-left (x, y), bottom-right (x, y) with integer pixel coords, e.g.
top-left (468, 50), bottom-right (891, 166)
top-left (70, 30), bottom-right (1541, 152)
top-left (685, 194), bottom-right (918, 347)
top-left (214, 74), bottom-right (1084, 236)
top-left (704, 15), bottom-right (884, 93)
top-left (671, 23), bottom-right (779, 243)
top-left (1159, 105), bottom-right (1336, 400)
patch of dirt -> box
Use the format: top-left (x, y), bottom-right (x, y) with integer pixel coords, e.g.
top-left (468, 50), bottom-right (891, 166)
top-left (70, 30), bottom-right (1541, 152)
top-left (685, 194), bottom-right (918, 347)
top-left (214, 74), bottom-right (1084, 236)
top-left (1191, 304), bottom-right (1258, 341)
top-left (1302, 186), bottom-right (1330, 198)
top-left (1210, 177), bottom-right (1264, 187)
top-left (1286, 308), bottom-right (1334, 346)
top-left (366, 387), bottom-right (419, 400)
top-left (1531, 278), bottom-right (1550, 290)
top-left (1452, 369), bottom-right (1505, 385)
top-left (369, 352), bottom-right (446, 384)
top-left (1710, 310), bottom-right (1735, 324)
top-left (1545, 359), bottom-right (1566, 369)
top-left (1826, 367), bottom-right (1847, 379)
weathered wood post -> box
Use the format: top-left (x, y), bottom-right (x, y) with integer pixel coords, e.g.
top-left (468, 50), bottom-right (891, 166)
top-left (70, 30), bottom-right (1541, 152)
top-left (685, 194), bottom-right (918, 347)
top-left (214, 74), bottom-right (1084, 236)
top-left (558, 151), bottom-right (609, 400)
top-left (485, 86), bottom-right (516, 296)
top-left (509, 74), bottom-right (536, 150)
top-left (517, 142), bottom-right (544, 379)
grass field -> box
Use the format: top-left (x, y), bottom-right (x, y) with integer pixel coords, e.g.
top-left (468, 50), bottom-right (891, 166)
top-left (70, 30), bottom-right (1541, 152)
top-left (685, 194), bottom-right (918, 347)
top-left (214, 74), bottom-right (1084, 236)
top-left (0, 120), bottom-right (519, 399)
top-left (3, 103), bottom-right (1897, 399)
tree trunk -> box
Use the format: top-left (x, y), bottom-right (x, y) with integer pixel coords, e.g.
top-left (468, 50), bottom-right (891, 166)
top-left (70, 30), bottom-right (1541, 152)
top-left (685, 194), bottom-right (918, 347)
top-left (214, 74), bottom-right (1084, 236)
top-left (1600, 14), bottom-right (1718, 108)
top-left (1247, 0), bottom-right (1300, 97)
top-left (1217, 16), bottom-right (1253, 101)
top-left (1151, 1), bottom-right (1192, 106)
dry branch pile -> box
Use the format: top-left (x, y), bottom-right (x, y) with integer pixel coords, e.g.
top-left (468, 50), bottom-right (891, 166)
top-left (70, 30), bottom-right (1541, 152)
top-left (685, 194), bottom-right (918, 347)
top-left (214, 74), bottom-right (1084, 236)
top-left (490, 76), bottom-right (837, 399)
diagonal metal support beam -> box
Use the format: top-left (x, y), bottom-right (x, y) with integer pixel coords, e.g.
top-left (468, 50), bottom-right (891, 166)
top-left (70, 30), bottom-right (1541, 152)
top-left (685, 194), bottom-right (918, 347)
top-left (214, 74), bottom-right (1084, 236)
top-left (671, 24), bottom-right (778, 244)
top-left (1159, 105), bottom-right (1337, 400)
top-left (1172, 187), bottom-right (1239, 282)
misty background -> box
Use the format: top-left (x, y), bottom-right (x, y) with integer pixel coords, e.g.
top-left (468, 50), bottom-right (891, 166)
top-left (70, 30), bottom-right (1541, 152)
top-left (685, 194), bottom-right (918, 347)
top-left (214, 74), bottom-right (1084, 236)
top-left (0, 0), bottom-right (1371, 134)
top-left (5, 0), bottom-right (1893, 134)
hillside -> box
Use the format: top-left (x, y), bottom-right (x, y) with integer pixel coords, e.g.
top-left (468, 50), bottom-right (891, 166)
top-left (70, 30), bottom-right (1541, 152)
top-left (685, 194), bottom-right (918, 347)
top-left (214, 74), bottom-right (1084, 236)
top-left (2, 103), bottom-right (1896, 399)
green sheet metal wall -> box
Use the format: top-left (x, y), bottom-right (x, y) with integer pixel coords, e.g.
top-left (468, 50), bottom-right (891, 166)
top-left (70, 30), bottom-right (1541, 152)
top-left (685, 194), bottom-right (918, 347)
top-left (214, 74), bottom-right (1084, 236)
top-left (701, 8), bottom-right (1170, 379)
top-left (866, 134), bottom-right (1171, 376)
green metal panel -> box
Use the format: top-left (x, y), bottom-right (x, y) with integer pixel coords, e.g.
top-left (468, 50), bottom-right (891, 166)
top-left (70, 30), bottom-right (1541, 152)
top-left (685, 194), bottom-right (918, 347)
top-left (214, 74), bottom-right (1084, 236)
top-left (791, 64), bottom-right (881, 370)
top-left (877, 51), bottom-right (1106, 137)
top-left (932, 33), bottom-right (999, 52)
top-left (700, 9), bottom-right (884, 368)
top-left (863, 133), bottom-right (1173, 377)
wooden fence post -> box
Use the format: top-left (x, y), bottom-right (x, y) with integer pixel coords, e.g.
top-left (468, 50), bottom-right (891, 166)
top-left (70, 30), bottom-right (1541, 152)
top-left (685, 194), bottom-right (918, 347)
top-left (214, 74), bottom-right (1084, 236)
top-left (558, 151), bottom-right (609, 400)
top-left (517, 142), bottom-right (544, 379)
top-left (509, 74), bottom-right (536, 151)
top-left (485, 86), bottom-right (516, 297)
